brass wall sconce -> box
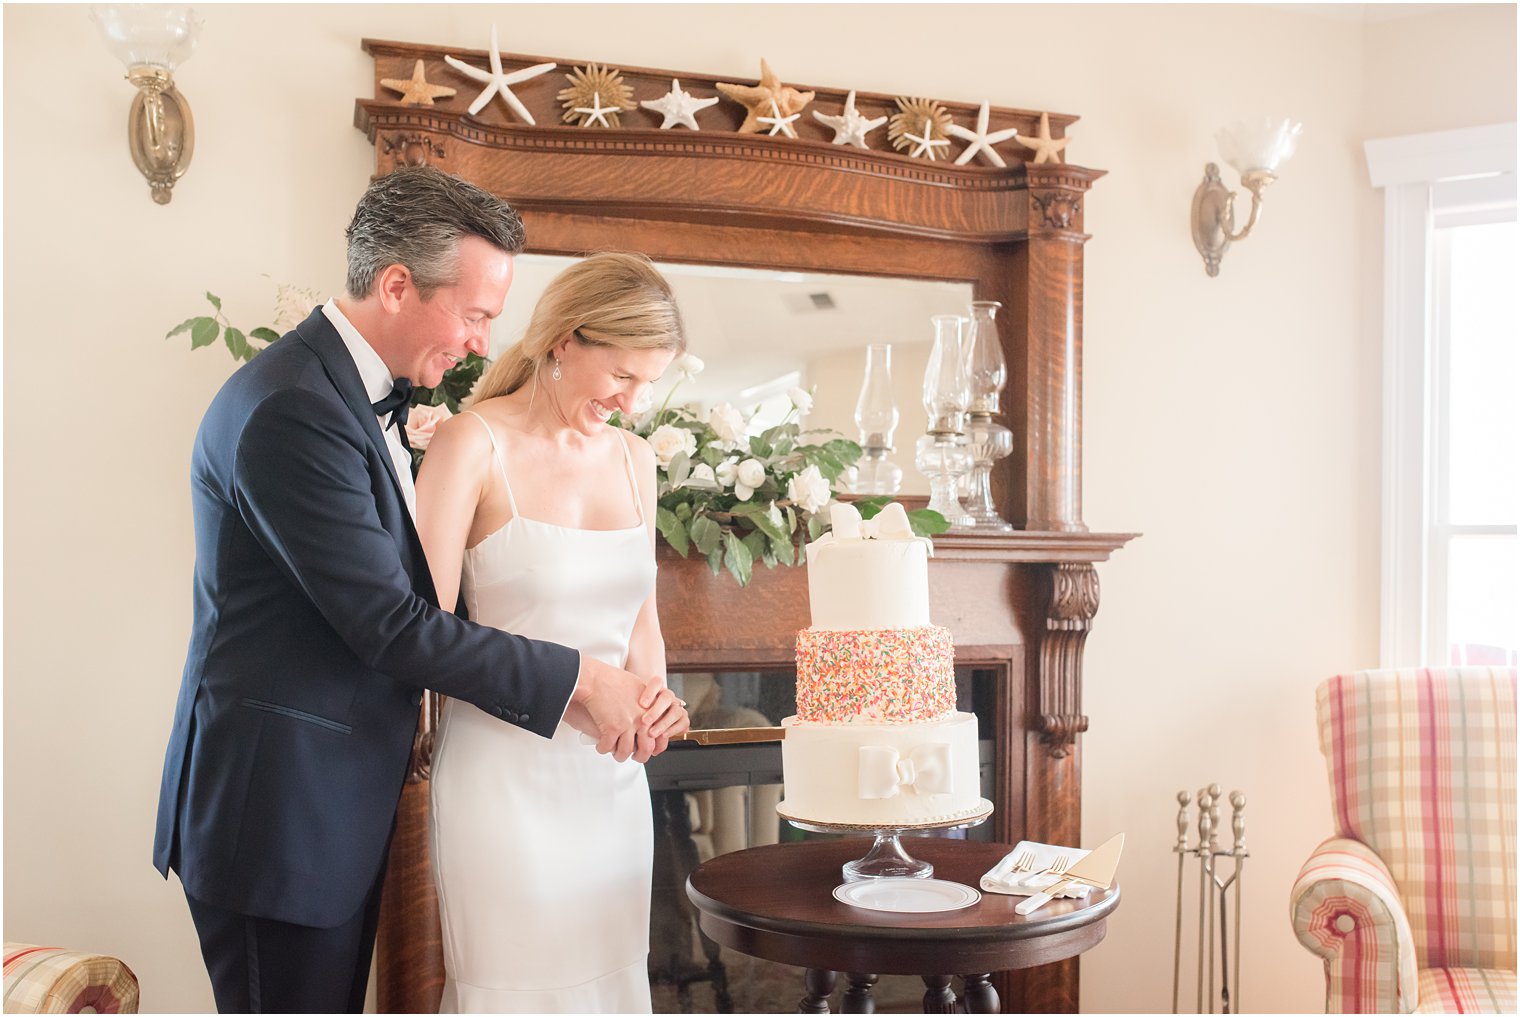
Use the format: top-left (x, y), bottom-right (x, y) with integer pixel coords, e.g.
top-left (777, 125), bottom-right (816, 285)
top-left (1191, 118), bottom-right (1302, 276)
top-left (91, 6), bottom-right (202, 204)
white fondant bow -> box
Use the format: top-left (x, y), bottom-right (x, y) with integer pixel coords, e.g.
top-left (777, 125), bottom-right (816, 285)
top-left (858, 743), bottom-right (954, 799)
top-left (814, 502), bottom-right (932, 552)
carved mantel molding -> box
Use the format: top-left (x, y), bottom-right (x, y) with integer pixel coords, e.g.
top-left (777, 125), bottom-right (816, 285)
top-left (1038, 562), bottom-right (1102, 757)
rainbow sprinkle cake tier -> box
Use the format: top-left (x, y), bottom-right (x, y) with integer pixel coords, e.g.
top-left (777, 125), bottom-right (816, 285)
top-left (794, 625), bottom-right (955, 724)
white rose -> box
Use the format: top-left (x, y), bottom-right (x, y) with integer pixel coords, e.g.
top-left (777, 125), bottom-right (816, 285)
top-left (707, 402), bottom-right (746, 449)
top-left (648, 423), bottom-right (697, 468)
top-left (632, 386), bottom-right (655, 414)
top-left (675, 353), bottom-right (705, 381)
top-left (715, 456), bottom-right (739, 489)
top-left (682, 463), bottom-right (719, 490)
top-left (786, 464), bottom-right (831, 513)
top-left (734, 458), bottom-right (767, 501)
top-left (788, 386), bottom-right (814, 415)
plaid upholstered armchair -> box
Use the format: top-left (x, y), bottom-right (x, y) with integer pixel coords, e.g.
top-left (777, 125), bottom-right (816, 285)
top-left (1290, 667), bottom-right (1517, 1013)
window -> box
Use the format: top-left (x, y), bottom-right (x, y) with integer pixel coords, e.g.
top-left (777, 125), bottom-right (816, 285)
top-left (1367, 124), bottom-right (1518, 667)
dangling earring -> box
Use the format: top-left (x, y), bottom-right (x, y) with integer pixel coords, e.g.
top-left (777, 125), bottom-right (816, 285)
top-left (552, 357), bottom-right (562, 382)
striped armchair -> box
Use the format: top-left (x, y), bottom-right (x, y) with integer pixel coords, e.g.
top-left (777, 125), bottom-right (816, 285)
top-left (3, 944), bottom-right (138, 1013)
top-left (1290, 668), bottom-right (1517, 1013)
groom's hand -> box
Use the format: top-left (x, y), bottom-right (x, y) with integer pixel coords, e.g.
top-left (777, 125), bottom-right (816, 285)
top-left (571, 657), bottom-right (650, 762)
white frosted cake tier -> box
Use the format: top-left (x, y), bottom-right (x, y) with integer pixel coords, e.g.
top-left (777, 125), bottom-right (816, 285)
top-left (805, 530), bottom-right (930, 631)
top-left (777, 712), bottom-right (988, 827)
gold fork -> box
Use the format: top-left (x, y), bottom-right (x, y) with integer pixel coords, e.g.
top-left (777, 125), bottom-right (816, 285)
top-left (1010, 850), bottom-right (1035, 874)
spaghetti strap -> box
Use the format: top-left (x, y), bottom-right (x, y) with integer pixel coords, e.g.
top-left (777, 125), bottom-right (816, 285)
top-left (460, 410), bottom-right (520, 519)
top-left (613, 429), bottom-right (644, 526)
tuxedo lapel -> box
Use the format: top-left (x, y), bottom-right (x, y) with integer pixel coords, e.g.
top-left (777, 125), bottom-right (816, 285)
top-left (290, 307), bottom-right (438, 604)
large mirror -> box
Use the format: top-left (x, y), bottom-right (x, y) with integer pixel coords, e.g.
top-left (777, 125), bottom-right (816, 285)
top-left (492, 254), bottom-right (978, 496)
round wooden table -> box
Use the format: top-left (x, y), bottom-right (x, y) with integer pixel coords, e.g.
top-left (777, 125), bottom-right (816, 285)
top-left (686, 838), bottom-right (1120, 1014)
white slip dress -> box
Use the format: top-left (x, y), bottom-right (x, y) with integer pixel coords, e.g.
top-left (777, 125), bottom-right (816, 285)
top-left (429, 412), bottom-right (656, 1014)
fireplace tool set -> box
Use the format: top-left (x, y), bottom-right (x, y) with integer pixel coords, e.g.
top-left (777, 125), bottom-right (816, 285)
top-left (1171, 784), bottom-right (1248, 1014)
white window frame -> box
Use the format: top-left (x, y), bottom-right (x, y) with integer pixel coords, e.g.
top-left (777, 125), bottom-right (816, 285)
top-left (1365, 123), bottom-right (1517, 666)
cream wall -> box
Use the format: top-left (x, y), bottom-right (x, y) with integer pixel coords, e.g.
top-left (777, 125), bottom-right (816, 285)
top-left (3, 4), bottom-right (1513, 1013)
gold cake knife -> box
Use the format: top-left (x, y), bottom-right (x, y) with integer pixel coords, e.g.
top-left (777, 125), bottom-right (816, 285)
top-left (673, 726), bottom-right (786, 745)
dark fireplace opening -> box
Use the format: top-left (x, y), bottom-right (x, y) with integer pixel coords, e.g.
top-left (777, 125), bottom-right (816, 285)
top-left (646, 667), bottom-right (997, 1013)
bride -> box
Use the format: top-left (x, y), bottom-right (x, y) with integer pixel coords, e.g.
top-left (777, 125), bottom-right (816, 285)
top-left (416, 252), bottom-right (691, 1013)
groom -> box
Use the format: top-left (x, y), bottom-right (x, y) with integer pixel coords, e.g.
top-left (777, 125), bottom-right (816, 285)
top-left (153, 167), bottom-right (666, 1013)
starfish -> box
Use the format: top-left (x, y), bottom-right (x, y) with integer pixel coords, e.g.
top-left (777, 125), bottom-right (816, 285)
top-left (947, 100), bottom-right (1021, 168)
top-left (813, 90), bottom-right (887, 149)
top-left (903, 118), bottom-right (950, 161)
top-left (1017, 111), bottom-right (1070, 165)
top-left (443, 25), bottom-right (556, 125)
top-left (716, 59), bottom-right (815, 135)
top-left (640, 78), bottom-right (719, 130)
top-left (573, 92), bottom-right (621, 128)
top-left (757, 97), bottom-right (800, 138)
top-left (381, 60), bottom-right (457, 107)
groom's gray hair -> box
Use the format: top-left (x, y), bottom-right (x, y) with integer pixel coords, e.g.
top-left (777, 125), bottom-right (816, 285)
top-left (343, 166), bottom-right (526, 300)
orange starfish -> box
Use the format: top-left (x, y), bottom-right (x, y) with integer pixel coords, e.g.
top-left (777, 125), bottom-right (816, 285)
top-left (716, 59), bottom-right (815, 135)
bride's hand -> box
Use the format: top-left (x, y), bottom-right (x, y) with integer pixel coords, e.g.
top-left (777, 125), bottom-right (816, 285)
top-left (632, 680), bottom-right (689, 763)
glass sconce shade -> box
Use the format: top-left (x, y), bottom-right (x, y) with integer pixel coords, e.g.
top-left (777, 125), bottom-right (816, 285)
top-left (1215, 117), bottom-right (1302, 176)
top-left (962, 301), bottom-right (1006, 415)
top-left (915, 434), bottom-right (974, 528)
top-left (854, 344), bottom-right (899, 449)
top-left (923, 315), bottom-right (969, 435)
top-left (91, 6), bottom-right (201, 71)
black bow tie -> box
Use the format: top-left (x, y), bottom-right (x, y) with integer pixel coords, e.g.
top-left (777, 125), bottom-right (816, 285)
top-left (372, 378), bottom-right (413, 435)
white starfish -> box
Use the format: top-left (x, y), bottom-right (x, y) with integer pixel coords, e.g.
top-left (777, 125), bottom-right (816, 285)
top-left (443, 25), bottom-right (555, 125)
top-left (904, 118), bottom-right (950, 161)
top-left (640, 78), bottom-right (718, 130)
top-left (812, 90), bottom-right (886, 149)
top-left (947, 100), bottom-right (1020, 168)
top-left (573, 92), bottom-right (621, 128)
top-left (757, 97), bottom-right (800, 138)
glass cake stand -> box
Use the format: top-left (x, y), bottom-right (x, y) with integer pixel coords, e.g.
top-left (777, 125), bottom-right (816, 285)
top-left (782, 801), bottom-right (994, 882)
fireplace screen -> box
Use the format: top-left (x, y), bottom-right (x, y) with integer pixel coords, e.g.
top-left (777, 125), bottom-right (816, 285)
top-left (647, 667), bottom-right (996, 1013)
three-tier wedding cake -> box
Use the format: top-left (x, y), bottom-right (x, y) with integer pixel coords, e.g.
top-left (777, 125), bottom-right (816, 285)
top-left (777, 502), bottom-right (992, 828)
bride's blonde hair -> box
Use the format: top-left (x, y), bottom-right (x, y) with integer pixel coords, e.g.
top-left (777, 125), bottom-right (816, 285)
top-left (470, 252), bottom-right (686, 404)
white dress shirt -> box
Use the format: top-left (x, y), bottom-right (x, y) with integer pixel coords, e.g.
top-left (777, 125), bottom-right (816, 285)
top-left (322, 299), bottom-right (417, 520)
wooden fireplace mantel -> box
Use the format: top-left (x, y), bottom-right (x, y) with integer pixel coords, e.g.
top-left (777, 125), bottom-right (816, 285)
top-left (356, 36), bottom-right (1134, 1014)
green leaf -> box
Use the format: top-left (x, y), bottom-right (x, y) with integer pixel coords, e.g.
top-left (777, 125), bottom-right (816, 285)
top-left (908, 508), bottom-right (953, 536)
top-left (705, 543), bottom-right (724, 576)
top-left (769, 531), bottom-right (796, 567)
top-left (165, 317), bottom-right (197, 340)
top-left (742, 529), bottom-right (769, 568)
top-left (723, 531), bottom-right (753, 586)
top-left (674, 501), bottom-right (693, 522)
top-left (656, 507), bottom-right (690, 556)
top-left (250, 327), bottom-right (280, 344)
top-left (824, 438), bottom-right (864, 465)
top-left (749, 435), bottom-right (773, 459)
top-left (689, 515), bottom-right (722, 556)
top-left (807, 512), bottom-right (828, 541)
top-left (666, 452), bottom-right (691, 490)
top-left (739, 502), bottom-right (789, 543)
top-left (852, 496), bottom-right (889, 519)
top-left (224, 326), bottom-right (248, 360)
top-left (190, 317), bottom-right (219, 350)
top-left (205, 292), bottom-right (222, 312)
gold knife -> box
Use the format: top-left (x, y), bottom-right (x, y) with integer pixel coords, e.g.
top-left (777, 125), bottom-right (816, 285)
top-left (674, 726), bottom-right (786, 745)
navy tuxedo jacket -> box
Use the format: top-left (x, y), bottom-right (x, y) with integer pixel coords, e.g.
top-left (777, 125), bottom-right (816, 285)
top-left (153, 307), bottom-right (579, 928)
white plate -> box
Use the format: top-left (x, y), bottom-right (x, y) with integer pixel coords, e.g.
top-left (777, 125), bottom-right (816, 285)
top-left (833, 878), bottom-right (981, 913)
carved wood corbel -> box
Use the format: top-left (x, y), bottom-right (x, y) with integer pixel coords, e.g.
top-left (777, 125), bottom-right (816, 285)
top-left (1038, 562), bottom-right (1099, 756)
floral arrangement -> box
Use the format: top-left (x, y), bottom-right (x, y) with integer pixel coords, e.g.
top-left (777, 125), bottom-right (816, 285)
top-left (614, 354), bottom-right (947, 586)
top-left (172, 286), bottom-right (946, 584)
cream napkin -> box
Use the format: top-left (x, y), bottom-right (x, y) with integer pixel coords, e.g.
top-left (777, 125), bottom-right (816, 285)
top-left (980, 840), bottom-right (1093, 898)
